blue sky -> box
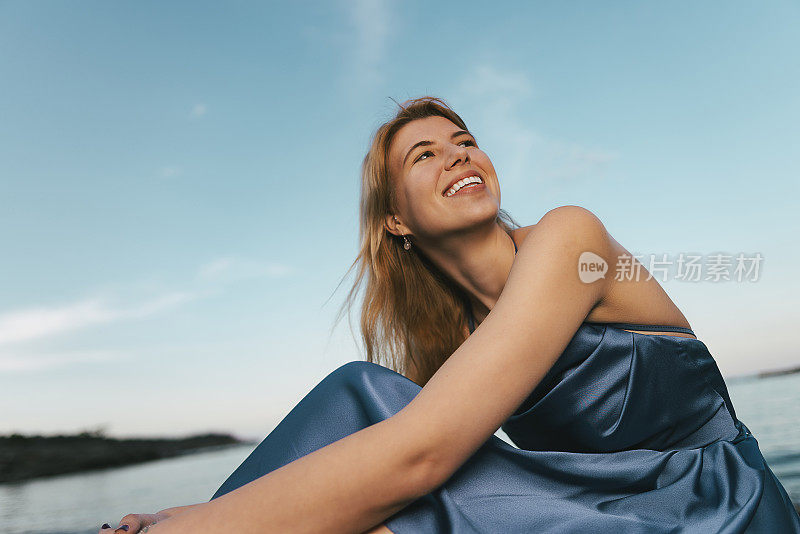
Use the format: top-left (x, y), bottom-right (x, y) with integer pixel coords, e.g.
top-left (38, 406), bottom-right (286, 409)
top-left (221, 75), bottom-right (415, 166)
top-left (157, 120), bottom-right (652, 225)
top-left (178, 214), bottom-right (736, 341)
top-left (1, 1), bottom-right (798, 440)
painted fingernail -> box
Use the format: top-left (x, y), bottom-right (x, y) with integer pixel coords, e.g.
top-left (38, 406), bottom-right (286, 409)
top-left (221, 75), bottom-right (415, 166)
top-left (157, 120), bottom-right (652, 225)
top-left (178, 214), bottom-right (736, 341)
top-left (116, 526), bottom-right (129, 532)
top-left (101, 525), bottom-right (111, 530)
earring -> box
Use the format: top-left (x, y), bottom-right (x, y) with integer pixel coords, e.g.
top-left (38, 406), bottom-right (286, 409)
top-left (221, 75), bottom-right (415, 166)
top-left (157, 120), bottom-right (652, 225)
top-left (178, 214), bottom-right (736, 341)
top-left (394, 215), bottom-right (412, 251)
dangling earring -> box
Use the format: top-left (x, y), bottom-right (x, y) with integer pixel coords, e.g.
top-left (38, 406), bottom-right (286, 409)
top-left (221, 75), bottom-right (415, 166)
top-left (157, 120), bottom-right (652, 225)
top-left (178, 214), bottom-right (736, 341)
top-left (394, 215), bottom-right (412, 251)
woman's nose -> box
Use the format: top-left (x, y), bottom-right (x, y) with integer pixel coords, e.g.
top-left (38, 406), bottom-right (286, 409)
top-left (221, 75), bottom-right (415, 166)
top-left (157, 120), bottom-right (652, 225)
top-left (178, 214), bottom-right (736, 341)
top-left (445, 144), bottom-right (470, 169)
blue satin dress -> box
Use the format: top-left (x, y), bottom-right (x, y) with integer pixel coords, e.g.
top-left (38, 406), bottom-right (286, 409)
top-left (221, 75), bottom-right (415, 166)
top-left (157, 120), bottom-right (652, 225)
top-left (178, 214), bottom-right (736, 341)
top-left (210, 241), bottom-right (800, 533)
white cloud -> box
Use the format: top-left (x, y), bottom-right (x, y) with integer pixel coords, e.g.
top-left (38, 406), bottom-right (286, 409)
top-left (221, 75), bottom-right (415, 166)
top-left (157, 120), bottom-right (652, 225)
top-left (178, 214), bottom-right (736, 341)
top-left (0, 292), bottom-right (196, 346)
top-left (451, 63), bottom-right (618, 189)
top-left (190, 103), bottom-right (207, 117)
top-left (197, 256), bottom-right (294, 283)
top-left (343, 0), bottom-right (394, 89)
top-left (0, 256), bottom-right (292, 373)
top-left (159, 165), bottom-right (183, 178)
top-left (459, 64), bottom-right (534, 101)
top-left (0, 349), bottom-right (127, 373)
top-left (536, 141), bottom-right (618, 184)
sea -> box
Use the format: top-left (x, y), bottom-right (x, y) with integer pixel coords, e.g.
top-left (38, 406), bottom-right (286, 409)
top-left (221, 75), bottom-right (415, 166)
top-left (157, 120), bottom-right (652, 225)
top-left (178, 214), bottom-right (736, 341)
top-left (2, 372), bottom-right (799, 534)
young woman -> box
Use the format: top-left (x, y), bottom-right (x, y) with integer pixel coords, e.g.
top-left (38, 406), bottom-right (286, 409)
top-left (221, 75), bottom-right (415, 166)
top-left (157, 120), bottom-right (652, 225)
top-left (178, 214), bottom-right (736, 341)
top-left (100, 97), bottom-right (800, 533)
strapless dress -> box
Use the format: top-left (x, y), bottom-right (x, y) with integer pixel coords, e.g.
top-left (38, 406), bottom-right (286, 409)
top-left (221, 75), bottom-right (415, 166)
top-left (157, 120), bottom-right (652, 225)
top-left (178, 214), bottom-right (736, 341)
top-left (209, 318), bottom-right (800, 532)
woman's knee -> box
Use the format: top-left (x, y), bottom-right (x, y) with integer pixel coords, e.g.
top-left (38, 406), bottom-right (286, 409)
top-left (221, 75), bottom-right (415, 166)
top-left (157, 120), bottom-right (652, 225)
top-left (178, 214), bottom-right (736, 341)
top-left (320, 360), bottom-right (420, 411)
top-left (326, 360), bottom-right (392, 386)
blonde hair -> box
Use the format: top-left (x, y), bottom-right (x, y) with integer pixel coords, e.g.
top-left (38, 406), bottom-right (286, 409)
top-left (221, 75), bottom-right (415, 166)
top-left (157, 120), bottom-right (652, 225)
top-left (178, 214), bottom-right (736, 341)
top-left (331, 96), bottom-right (522, 386)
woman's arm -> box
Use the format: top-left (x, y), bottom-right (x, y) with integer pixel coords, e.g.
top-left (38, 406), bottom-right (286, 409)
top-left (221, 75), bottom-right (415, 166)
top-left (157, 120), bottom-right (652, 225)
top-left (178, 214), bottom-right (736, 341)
top-left (147, 205), bottom-right (613, 534)
top-left (401, 205), bottom-right (613, 479)
top-left (144, 416), bottom-right (433, 533)
top-left (156, 503), bottom-right (205, 517)
top-left (100, 504), bottom-right (205, 533)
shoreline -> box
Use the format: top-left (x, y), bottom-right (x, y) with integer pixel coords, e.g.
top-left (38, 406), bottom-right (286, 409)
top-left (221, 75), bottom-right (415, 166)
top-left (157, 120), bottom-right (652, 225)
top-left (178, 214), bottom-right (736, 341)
top-left (726, 364), bottom-right (800, 382)
top-left (2, 431), bottom-right (797, 515)
top-left (0, 430), bottom-right (255, 484)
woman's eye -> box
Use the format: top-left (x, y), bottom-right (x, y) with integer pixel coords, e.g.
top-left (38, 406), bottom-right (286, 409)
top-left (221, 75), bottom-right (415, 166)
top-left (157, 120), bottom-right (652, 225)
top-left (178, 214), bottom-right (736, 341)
top-left (415, 140), bottom-right (475, 163)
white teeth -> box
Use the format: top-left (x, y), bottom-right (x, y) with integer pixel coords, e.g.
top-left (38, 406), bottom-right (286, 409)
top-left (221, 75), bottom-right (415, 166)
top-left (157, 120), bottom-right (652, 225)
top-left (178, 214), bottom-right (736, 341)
top-left (445, 175), bottom-right (482, 197)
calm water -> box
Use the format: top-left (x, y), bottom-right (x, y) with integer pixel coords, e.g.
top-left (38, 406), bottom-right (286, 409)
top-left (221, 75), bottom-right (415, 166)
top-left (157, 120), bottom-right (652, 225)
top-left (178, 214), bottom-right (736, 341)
top-left (2, 373), bottom-right (799, 534)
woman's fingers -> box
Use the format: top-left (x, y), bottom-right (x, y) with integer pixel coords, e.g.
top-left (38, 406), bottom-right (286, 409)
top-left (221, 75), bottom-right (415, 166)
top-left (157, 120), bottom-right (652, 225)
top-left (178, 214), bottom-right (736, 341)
top-left (114, 513), bottom-right (140, 532)
top-left (98, 513), bottom-right (156, 534)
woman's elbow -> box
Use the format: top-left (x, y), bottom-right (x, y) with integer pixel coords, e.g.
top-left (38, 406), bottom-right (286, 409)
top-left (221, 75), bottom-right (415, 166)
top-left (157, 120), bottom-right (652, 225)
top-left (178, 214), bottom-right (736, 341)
top-left (401, 429), bottom-right (458, 498)
top-left (417, 452), bottom-right (455, 494)
top-left (394, 448), bottom-right (447, 502)
top-left (389, 419), bottom-right (452, 499)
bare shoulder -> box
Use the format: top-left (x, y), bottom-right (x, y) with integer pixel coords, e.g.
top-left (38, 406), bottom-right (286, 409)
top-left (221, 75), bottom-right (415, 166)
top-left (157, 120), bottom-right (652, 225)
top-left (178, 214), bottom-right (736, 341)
top-left (508, 205), bottom-right (615, 320)
top-left (513, 205), bottom-right (611, 256)
top-left (517, 206), bottom-right (694, 330)
top-left (507, 205), bottom-right (615, 311)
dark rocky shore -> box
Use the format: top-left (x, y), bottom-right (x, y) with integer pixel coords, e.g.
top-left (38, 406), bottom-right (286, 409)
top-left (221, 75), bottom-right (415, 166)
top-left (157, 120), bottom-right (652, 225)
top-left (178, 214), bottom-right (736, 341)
top-left (2, 430), bottom-right (798, 516)
top-left (0, 429), bottom-right (253, 484)
top-left (757, 364), bottom-right (800, 379)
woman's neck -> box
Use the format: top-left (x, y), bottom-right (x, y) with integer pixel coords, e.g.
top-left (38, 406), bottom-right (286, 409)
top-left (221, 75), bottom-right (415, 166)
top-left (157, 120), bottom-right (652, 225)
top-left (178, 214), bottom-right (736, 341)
top-left (420, 223), bottom-right (524, 323)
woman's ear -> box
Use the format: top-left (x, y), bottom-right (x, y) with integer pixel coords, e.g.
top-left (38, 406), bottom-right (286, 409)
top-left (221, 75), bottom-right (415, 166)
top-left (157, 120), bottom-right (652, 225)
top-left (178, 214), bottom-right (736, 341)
top-left (385, 214), bottom-right (402, 237)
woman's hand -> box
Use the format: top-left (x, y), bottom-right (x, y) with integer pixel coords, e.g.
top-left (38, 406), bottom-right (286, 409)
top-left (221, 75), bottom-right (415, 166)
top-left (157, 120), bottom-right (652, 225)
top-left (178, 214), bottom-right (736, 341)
top-left (99, 511), bottom-right (167, 533)
top-left (98, 502), bottom-right (206, 534)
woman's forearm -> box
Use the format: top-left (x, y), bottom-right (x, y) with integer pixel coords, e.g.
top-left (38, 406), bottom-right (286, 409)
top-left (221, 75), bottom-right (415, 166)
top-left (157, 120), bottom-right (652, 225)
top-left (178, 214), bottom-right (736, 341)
top-left (149, 414), bottom-right (437, 533)
top-left (156, 503), bottom-right (205, 517)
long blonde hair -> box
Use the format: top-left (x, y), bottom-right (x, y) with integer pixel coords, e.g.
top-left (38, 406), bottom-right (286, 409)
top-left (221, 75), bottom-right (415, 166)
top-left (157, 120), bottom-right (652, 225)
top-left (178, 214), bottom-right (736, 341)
top-left (331, 96), bottom-right (522, 386)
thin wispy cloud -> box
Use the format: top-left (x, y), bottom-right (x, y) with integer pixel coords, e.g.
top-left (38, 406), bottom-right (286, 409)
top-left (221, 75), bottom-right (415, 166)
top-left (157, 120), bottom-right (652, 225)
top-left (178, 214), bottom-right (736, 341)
top-left (196, 256), bottom-right (294, 283)
top-left (342, 0), bottom-right (394, 90)
top-left (0, 292), bottom-right (197, 346)
top-left (0, 256), bottom-right (292, 373)
top-left (190, 103), bottom-right (207, 117)
top-left (452, 63), bottom-right (618, 189)
top-left (537, 141), bottom-right (618, 184)
top-left (0, 349), bottom-right (127, 373)
top-left (159, 165), bottom-right (183, 178)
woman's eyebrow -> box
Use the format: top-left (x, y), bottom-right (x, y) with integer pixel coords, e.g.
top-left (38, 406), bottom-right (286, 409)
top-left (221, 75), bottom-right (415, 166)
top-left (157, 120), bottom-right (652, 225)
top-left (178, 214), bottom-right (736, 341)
top-left (403, 130), bottom-right (472, 166)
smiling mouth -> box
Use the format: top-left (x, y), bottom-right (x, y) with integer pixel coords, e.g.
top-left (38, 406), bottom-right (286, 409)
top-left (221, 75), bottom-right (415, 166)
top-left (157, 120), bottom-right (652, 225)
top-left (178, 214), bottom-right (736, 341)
top-left (444, 175), bottom-right (484, 197)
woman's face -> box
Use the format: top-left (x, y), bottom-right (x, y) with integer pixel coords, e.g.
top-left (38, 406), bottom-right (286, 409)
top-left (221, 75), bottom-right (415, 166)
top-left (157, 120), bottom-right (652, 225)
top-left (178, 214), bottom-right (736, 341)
top-left (386, 115), bottom-right (501, 242)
